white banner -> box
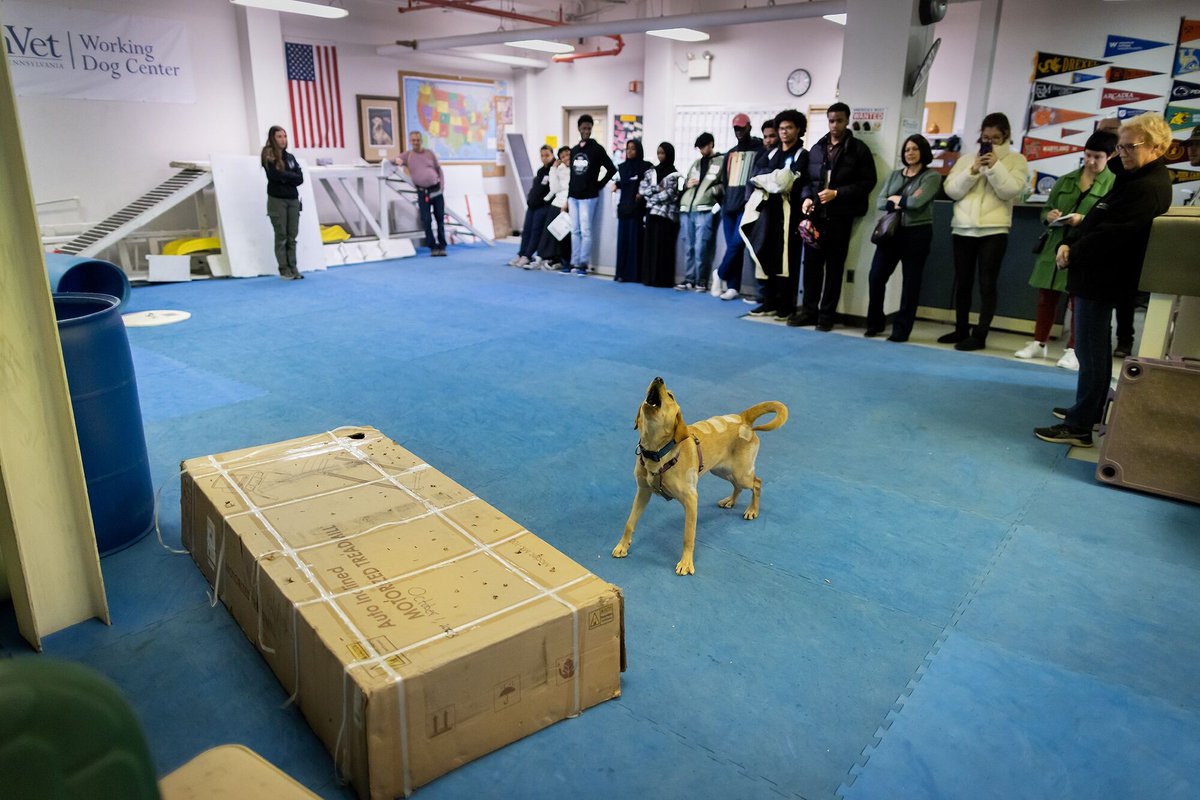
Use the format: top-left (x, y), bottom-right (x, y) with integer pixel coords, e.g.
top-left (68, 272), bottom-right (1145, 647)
top-left (1, 1), bottom-right (195, 103)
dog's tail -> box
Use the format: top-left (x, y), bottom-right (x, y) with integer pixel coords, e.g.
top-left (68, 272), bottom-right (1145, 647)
top-left (741, 401), bottom-right (788, 432)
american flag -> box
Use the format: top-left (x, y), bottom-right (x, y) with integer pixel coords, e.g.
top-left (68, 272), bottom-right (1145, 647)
top-left (285, 42), bottom-right (343, 148)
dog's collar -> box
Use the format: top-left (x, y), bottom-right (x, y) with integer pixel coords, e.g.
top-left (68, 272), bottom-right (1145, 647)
top-left (636, 438), bottom-right (677, 462)
top-left (641, 436), bottom-right (705, 501)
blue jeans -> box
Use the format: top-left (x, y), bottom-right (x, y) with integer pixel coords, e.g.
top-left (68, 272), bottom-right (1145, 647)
top-left (568, 196), bottom-right (598, 267)
top-left (681, 210), bottom-right (716, 285)
top-left (1065, 296), bottom-right (1113, 430)
top-left (715, 212), bottom-right (745, 290)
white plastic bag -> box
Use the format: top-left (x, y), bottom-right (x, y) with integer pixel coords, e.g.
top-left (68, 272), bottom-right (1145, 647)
top-left (547, 211), bottom-right (572, 241)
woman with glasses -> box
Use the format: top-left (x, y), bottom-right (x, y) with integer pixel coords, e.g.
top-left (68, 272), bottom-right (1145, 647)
top-left (1034, 114), bottom-right (1173, 448)
top-left (940, 112), bottom-right (1030, 351)
top-left (1014, 130), bottom-right (1118, 368)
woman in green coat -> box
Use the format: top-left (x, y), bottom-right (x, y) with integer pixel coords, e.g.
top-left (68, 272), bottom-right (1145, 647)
top-left (1014, 131), bottom-right (1117, 367)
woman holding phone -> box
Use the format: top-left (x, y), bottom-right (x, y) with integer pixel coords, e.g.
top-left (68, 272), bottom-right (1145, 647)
top-left (940, 112), bottom-right (1030, 351)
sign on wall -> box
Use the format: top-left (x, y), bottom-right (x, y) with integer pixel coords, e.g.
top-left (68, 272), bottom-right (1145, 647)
top-left (1, 1), bottom-right (195, 103)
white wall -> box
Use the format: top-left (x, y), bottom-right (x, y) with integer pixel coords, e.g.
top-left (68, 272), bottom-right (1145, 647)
top-left (925, 0), bottom-right (980, 136)
top-left (8, 0), bottom-right (250, 225)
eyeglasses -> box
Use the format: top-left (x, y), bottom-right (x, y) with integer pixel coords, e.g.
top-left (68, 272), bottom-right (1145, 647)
top-left (1114, 142), bottom-right (1145, 153)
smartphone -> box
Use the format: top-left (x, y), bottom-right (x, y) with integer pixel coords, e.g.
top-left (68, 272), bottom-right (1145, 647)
top-left (979, 141), bottom-right (994, 155)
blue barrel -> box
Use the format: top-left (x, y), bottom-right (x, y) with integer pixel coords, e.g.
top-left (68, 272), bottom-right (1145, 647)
top-left (54, 293), bottom-right (154, 556)
top-left (45, 253), bottom-right (131, 309)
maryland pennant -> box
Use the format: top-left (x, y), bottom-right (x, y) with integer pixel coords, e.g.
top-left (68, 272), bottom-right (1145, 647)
top-left (1022, 137), bottom-right (1085, 161)
top-left (1033, 52), bottom-right (1108, 80)
top-left (1101, 87), bottom-right (1161, 108)
top-left (1106, 66), bottom-right (1163, 83)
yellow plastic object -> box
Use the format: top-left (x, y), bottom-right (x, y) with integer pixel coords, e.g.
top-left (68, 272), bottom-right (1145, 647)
top-left (174, 237), bottom-right (221, 256)
top-left (162, 238), bottom-right (187, 255)
top-left (320, 224), bottom-right (350, 243)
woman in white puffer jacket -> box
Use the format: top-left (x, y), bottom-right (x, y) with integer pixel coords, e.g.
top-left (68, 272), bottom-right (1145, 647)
top-left (939, 112), bottom-right (1030, 351)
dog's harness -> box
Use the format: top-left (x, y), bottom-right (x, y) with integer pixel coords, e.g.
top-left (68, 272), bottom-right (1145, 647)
top-left (637, 436), bottom-right (705, 501)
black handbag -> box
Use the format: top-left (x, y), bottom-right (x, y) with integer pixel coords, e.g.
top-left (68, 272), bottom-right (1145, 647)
top-left (870, 210), bottom-right (901, 245)
top-left (1031, 230), bottom-right (1049, 254)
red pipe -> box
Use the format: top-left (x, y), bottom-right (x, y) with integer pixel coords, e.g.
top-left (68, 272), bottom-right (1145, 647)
top-left (552, 35), bottom-right (624, 62)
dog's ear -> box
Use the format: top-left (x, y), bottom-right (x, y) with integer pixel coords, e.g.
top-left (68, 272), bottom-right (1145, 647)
top-left (673, 410), bottom-right (689, 443)
top-left (634, 406), bottom-right (643, 430)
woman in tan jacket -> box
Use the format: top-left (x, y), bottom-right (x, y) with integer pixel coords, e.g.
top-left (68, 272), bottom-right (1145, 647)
top-left (939, 113), bottom-right (1030, 351)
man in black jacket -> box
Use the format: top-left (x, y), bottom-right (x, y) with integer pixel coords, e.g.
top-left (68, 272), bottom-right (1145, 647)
top-left (510, 144), bottom-right (555, 268)
top-left (792, 103), bottom-right (878, 331)
top-left (712, 113), bottom-right (764, 300)
top-left (565, 114), bottom-right (616, 275)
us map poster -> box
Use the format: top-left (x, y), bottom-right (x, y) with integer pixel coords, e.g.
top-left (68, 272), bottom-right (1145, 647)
top-left (1022, 18), bottom-right (1200, 202)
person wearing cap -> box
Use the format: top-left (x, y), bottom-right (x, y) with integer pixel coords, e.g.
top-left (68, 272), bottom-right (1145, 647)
top-left (710, 113), bottom-right (764, 300)
top-left (677, 132), bottom-right (724, 291)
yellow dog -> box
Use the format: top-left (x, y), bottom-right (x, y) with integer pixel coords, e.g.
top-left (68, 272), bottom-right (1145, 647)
top-left (612, 377), bottom-right (788, 575)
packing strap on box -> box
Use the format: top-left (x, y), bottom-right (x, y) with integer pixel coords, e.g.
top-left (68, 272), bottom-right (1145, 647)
top-left (201, 428), bottom-right (588, 796)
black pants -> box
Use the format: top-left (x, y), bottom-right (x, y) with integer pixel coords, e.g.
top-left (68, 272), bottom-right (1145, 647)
top-left (519, 205), bottom-right (550, 258)
top-left (950, 233), bottom-right (1008, 338)
top-left (616, 215), bottom-right (644, 282)
top-left (867, 224), bottom-right (933, 339)
top-left (765, 229), bottom-right (802, 315)
top-left (802, 216), bottom-right (854, 324)
top-left (537, 207), bottom-right (571, 264)
top-left (417, 189), bottom-right (446, 250)
top-left (1065, 296), bottom-right (1113, 430)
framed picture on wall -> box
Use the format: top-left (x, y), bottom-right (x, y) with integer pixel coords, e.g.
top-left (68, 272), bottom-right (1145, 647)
top-left (357, 95), bottom-right (401, 163)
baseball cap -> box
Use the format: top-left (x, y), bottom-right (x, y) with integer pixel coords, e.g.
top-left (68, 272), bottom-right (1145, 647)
top-left (732, 113), bottom-right (751, 128)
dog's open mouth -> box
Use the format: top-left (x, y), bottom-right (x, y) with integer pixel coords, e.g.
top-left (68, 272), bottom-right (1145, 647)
top-left (645, 378), bottom-right (663, 408)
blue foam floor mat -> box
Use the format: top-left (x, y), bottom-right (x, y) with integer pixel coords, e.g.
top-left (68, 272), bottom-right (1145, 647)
top-left (4, 245), bottom-right (1198, 799)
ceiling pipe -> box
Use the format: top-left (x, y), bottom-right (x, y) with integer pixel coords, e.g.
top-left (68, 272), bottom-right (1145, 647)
top-left (381, 0), bottom-right (847, 54)
top-left (552, 35), bottom-right (625, 62)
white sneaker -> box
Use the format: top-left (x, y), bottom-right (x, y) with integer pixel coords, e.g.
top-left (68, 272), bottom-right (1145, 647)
top-left (513, 256), bottom-right (530, 268)
top-left (710, 270), bottom-right (726, 297)
top-left (1056, 348), bottom-right (1079, 371)
top-left (507, 256), bottom-right (521, 266)
top-left (719, 288), bottom-right (740, 301)
top-left (1014, 341), bottom-right (1048, 359)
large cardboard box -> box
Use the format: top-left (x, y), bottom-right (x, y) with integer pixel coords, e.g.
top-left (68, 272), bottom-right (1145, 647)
top-left (181, 427), bottom-right (624, 799)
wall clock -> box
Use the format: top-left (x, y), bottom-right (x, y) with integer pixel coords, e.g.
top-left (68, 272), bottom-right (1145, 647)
top-left (786, 68), bottom-right (812, 97)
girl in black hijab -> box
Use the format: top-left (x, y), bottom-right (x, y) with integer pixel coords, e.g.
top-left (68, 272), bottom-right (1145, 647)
top-left (614, 139), bottom-right (653, 282)
top-left (640, 142), bottom-right (681, 287)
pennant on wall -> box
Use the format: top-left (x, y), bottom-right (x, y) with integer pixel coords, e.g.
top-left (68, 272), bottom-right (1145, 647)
top-left (1032, 81), bottom-right (1093, 101)
top-left (1033, 52), bottom-right (1108, 80)
top-left (1176, 48), bottom-right (1199, 77)
top-left (1165, 140), bottom-right (1197, 165)
top-left (1072, 73), bottom-right (1103, 84)
top-left (1180, 19), bottom-right (1200, 46)
top-left (1170, 79), bottom-right (1200, 102)
top-left (284, 41), bottom-right (344, 149)
top-left (1106, 66), bottom-right (1163, 83)
top-left (1104, 35), bottom-right (1169, 58)
top-left (1165, 105), bottom-right (1200, 130)
top-left (1101, 87), bottom-right (1161, 108)
top-left (1033, 172), bottom-right (1060, 195)
top-left (1116, 106), bottom-right (1152, 119)
top-left (1022, 137), bottom-right (1085, 161)
top-left (1028, 104), bottom-right (1095, 128)
top-left (1060, 128), bottom-right (1085, 138)
top-left (1168, 168), bottom-right (1200, 185)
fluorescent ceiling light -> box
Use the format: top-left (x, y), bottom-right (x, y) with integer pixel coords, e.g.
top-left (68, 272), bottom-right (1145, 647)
top-left (505, 39), bottom-right (575, 54)
top-left (646, 27), bottom-right (710, 42)
top-left (230, 0), bottom-right (348, 19)
top-left (823, 13), bottom-right (847, 25)
top-left (456, 50), bottom-right (549, 69)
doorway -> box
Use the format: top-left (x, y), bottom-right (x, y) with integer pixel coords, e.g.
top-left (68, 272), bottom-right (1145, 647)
top-left (563, 106), bottom-right (608, 150)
